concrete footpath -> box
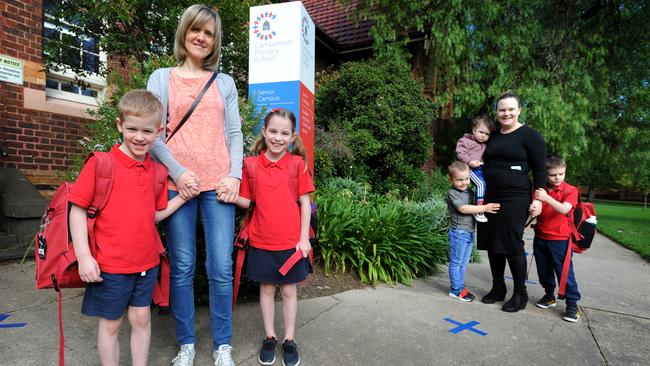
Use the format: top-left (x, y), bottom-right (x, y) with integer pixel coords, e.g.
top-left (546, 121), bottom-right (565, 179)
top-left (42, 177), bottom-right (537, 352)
top-left (1, 231), bottom-right (649, 365)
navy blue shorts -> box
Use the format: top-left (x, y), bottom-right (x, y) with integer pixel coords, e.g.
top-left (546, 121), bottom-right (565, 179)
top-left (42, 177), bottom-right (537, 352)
top-left (81, 266), bottom-right (159, 320)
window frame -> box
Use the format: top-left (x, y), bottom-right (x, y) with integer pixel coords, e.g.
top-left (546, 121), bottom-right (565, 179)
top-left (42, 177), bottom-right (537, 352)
top-left (43, 11), bottom-right (107, 106)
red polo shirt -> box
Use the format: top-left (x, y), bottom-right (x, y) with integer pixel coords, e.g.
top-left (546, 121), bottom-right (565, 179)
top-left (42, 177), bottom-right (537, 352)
top-left (69, 145), bottom-right (168, 273)
top-left (240, 152), bottom-right (315, 251)
top-left (534, 181), bottom-right (579, 240)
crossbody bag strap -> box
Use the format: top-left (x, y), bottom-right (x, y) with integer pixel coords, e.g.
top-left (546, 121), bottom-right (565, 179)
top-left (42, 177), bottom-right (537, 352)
top-left (165, 71), bottom-right (218, 143)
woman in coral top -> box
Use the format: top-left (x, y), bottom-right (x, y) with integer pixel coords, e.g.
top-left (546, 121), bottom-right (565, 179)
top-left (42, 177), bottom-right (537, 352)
top-left (147, 5), bottom-right (242, 366)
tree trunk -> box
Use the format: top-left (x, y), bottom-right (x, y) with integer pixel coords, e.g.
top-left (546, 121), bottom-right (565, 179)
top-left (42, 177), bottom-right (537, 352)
top-left (587, 186), bottom-right (595, 202)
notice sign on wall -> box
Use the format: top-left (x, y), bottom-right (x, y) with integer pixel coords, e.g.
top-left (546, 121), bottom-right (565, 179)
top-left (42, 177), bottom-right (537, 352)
top-left (0, 55), bottom-right (24, 85)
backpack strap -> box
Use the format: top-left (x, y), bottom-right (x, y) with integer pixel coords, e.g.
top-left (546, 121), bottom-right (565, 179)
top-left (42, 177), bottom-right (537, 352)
top-left (84, 152), bottom-right (114, 257)
top-left (233, 157), bottom-right (258, 310)
top-left (151, 161), bottom-right (170, 307)
top-left (85, 152), bottom-right (114, 218)
top-left (244, 156), bottom-right (259, 202)
top-left (288, 155), bottom-right (302, 202)
top-left (558, 187), bottom-right (582, 297)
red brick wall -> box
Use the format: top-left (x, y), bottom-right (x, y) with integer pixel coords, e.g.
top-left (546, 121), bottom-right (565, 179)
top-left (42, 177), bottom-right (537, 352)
top-left (0, 0), bottom-right (105, 184)
top-left (1, 83), bottom-right (88, 174)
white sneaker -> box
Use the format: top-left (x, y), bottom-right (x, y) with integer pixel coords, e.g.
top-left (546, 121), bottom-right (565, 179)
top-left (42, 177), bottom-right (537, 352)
top-left (474, 212), bottom-right (488, 222)
top-left (213, 344), bottom-right (236, 366)
top-left (171, 344), bottom-right (195, 366)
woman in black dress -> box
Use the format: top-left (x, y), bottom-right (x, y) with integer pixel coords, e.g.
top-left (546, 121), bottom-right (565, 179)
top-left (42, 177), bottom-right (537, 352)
top-left (477, 92), bottom-right (546, 312)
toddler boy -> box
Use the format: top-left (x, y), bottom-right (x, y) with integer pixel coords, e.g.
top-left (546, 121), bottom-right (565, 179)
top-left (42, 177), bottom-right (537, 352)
top-left (447, 161), bottom-right (500, 301)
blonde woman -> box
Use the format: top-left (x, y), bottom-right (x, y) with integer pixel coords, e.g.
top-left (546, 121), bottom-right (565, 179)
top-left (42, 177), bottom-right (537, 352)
top-left (147, 4), bottom-right (243, 366)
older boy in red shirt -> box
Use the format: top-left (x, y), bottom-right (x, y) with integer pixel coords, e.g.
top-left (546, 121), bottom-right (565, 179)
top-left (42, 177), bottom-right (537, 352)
top-left (532, 156), bottom-right (582, 323)
top-left (69, 90), bottom-right (195, 366)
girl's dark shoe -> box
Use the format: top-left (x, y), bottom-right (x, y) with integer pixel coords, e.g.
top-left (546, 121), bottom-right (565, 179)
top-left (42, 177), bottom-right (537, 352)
top-left (481, 281), bottom-right (507, 304)
top-left (258, 336), bottom-right (277, 365)
top-left (282, 339), bottom-right (300, 366)
top-left (502, 292), bottom-right (528, 312)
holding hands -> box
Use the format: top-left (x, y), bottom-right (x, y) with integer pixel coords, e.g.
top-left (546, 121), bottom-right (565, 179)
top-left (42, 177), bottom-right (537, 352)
top-left (529, 197), bottom-right (543, 217)
top-left (534, 188), bottom-right (550, 203)
top-left (216, 176), bottom-right (241, 203)
top-left (176, 170), bottom-right (200, 200)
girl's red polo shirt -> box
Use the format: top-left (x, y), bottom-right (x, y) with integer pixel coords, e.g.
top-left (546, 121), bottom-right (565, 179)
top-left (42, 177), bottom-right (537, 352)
top-left (534, 181), bottom-right (579, 240)
top-left (240, 152), bottom-right (315, 251)
top-left (69, 145), bottom-right (168, 273)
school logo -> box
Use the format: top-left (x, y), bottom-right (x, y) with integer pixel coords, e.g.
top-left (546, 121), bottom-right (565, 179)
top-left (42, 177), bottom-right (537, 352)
top-left (253, 12), bottom-right (277, 41)
top-left (301, 16), bottom-right (309, 45)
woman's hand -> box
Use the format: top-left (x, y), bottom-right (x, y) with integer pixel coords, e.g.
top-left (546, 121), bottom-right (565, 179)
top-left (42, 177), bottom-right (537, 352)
top-left (529, 199), bottom-right (543, 217)
top-left (296, 238), bottom-right (312, 258)
top-left (175, 170), bottom-right (200, 200)
top-left (216, 176), bottom-right (241, 203)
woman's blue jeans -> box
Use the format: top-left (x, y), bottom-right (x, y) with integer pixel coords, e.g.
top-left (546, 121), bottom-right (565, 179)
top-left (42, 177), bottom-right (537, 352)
top-left (166, 190), bottom-right (234, 348)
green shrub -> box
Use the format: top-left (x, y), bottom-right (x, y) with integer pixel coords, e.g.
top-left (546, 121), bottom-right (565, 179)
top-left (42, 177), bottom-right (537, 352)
top-left (409, 168), bottom-right (451, 201)
top-left (316, 178), bottom-right (448, 286)
top-left (315, 57), bottom-right (434, 195)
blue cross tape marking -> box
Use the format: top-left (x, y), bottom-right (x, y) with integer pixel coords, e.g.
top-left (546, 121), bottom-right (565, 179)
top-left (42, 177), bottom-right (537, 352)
top-left (0, 313), bottom-right (27, 329)
top-left (444, 317), bottom-right (487, 336)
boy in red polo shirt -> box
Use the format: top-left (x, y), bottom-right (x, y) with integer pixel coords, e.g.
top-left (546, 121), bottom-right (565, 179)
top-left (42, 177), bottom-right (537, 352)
top-left (69, 90), bottom-right (195, 366)
top-left (532, 156), bottom-right (581, 323)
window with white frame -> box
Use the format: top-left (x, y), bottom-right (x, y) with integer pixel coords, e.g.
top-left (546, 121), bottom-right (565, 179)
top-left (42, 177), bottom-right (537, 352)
top-left (43, 0), bottom-right (107, 105)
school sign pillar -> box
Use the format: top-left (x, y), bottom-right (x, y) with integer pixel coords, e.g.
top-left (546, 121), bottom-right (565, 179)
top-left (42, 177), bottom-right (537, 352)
top-left (248, 1), bottom-right (315, 172)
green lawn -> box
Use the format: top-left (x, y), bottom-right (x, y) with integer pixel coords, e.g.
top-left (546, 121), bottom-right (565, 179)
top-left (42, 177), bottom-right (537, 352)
top-left (594, 200), bottom-right (650, 260)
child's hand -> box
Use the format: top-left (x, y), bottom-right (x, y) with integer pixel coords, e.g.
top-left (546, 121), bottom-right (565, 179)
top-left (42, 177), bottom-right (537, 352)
top-left (469, 160), bottom-right (482, 168)
top-left (483, 203), bottom-right (500, 214)
top-left (78, 255), bottom-right (103, 283)
top-left (296, 238), bottom-right (312, 258)
top-left (177, 170), bottom-right (200, 200)
top-left (534, 188), bottom-right (549, 202)
top-left (215, 184), bottom-right (228, 202)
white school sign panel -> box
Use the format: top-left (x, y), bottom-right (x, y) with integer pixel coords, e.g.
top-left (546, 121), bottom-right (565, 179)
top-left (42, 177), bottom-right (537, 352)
top-left (248, 1), bottom-right (315, 172)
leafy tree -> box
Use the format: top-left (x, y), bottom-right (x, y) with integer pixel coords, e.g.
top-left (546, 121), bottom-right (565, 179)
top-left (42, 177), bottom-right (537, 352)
top-left (44, 0), bottom-right (261, 92)
top-left (352, 0), bottom-right (649, 196)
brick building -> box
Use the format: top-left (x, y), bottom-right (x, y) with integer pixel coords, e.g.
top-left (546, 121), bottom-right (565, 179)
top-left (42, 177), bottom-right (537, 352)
top-left (0, 0), bottom-right (109, 187)
top-left (0, 0), bottom-right (374, 186)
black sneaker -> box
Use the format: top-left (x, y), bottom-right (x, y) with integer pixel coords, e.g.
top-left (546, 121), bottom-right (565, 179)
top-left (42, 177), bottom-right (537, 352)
top-left (282, 339), bottom-right (300, 366)
top-left (258, 336), bottom-right (277, 365)
top-left (563, 304), bottom-right (581, 323)
top-left (535, 294), bottom-right (557, 309)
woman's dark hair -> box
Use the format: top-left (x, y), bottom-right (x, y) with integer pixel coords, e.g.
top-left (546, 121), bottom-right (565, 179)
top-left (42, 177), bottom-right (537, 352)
top-left (496, 91), bottom-right (521, 108)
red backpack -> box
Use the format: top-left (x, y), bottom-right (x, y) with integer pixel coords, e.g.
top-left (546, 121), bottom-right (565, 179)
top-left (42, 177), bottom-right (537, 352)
top-left (34, 151), bottom-right (169, 366)
top-left (558, 194), bottom-right (597, 297)
top-left (232, 154), bottom-right (315, 309)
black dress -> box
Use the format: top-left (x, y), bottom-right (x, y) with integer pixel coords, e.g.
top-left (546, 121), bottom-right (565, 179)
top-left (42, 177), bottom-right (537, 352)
top-left (477, 125), bottom-right (546, 255)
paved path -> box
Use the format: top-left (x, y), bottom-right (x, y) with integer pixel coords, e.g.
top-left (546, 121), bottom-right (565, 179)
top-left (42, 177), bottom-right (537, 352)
top-left (1, 231), bottom-right (648, 365)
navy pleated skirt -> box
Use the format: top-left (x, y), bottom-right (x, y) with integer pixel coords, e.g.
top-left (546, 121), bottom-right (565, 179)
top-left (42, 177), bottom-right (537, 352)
top-left (246, 246), bottom-right (312, 284)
